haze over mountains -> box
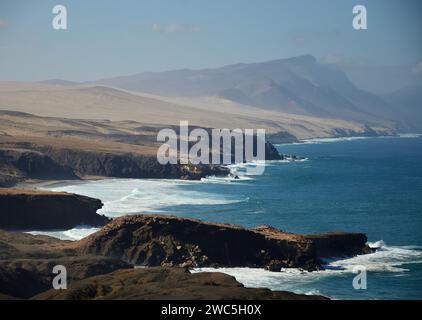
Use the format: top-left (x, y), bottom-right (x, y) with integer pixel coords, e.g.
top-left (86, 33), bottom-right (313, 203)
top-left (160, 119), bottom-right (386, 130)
top-left (0, 81), bottom-right (377, 140)
top-left (96, 55), bottom-right (422, 132)
top-left (0, 55), bottom-right (420, 139)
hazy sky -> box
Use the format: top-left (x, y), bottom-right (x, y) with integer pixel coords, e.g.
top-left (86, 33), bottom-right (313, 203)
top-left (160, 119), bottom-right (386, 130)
top-left (0, 0), bottom-right (421, 81)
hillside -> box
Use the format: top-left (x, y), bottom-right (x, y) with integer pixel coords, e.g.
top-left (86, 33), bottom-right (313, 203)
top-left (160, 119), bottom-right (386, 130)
top-left (96, 55), bottom-right (399, 128)
top-left (0, 81), bottom-right (392, 140)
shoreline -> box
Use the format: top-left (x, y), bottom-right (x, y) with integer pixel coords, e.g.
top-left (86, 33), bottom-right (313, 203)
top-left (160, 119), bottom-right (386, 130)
top-left (2, 135), bottom-right (422, 300)
top-left (6, 132), bottom-right (421, 191)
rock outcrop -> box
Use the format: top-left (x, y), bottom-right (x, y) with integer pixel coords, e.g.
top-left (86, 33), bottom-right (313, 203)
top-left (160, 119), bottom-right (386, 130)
top-left (32, 267), bottom-right (328, 300)
top-left (0, 189), bottom-right (109, 230)
top-left (0, 230), bottom-right (327, 300)
top-left (73, 215), bottom-right (371, 271)
top-left (0, 256), bottom-right (132, 299)
top-left (0, 149), bottom-right (77, 187)
top-left (38, 147), bottom-right (231, 180)
top-left (0, 147), bottom-right (231, 186)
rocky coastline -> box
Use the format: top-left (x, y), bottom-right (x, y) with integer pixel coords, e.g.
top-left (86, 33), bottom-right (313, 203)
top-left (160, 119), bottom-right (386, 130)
top-left (73, 215), bottom-right (371, 271)
top-left (0, 128), bottom-right (375, 300)
top-left (0, 140), bottom-right (290, 187)
top-left (0, 229), bottom-right (330, 300)
top-left (0, 192), bottom-right (373, 300)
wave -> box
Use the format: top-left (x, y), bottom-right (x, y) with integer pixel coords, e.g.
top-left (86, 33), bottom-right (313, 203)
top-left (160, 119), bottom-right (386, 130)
top-left (324, 242), bottom-right (422, 273)
top-left (27, 225), bottom-right (99, 241)
top-left (276, 134), bottom-right (422, 146)
top-left (227, 158), bottom-right (307, 177)
top-left (200, 175), bottom-right (254, 184)
top-left (398, 133), bottom-right (422, 138)
top-left (48, 178), bottom-right (246, 218)
top-left (193, 241), bottom-right (422, 295)
top-left (301, 136), bottom-right (371, 144)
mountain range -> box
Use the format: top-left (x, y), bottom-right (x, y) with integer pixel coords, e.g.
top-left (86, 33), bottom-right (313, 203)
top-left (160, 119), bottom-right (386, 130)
top-left (96, 55), bottom-right (421, 132)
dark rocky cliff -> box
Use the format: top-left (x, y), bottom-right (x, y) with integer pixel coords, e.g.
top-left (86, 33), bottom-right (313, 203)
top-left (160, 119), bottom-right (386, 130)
top-left (0, 230), bottom-right (327, 300)
top-left (0, 189), bottom-right (109, 230)
top-left (0, 149), bottom-right (77, 187)
top-left (0, 147), bottom-right (231, 186)
top-left (74, 215), bottom-right (371, 271)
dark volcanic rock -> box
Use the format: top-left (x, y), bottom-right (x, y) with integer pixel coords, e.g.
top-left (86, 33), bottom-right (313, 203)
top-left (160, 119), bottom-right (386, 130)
top-left (13, 151), bottom-right (77, 180)
top-left (304, 233), bottom-right (373, 258)
top-left (0, 231), bottom-right (328, 300)
top-left (27, 148), bottom-right (231, 181)
top-left (0, 149), bottom-right (78, 187)
top-left (0, 256), bottom-right (132, 299)
top-left (265, 141), bottom-right (283, 160)
top-left (73, 215), bottom-right (371, 271)
top-left (0, 189), bottom-right (109, 230)
top-left (32, 267), bottom-right (328, 300)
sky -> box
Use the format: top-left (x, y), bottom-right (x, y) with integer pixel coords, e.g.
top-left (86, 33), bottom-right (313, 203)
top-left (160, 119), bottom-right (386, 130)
top-left (0, 0), bottom-right (421, 82)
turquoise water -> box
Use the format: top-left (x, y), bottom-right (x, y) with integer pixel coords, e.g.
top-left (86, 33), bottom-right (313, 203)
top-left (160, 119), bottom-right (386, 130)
top-left (41, 136), bottom-right (422, 300)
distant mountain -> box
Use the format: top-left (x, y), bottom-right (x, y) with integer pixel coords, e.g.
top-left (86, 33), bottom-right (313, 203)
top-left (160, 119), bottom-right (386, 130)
top-left (338, 63), bottom-right (422, 95)
top-left (0, 81), bottom-right (391, 140)
top-left (382, 85), bottom-right (422, 131)
top-left (37, 79), bottom-right (79, 86)
top-left (96, 55), bottom-right (398, 128)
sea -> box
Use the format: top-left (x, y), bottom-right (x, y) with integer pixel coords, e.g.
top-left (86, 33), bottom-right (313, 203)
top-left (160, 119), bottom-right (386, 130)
top-left (30, 135), bottom-right (422, 300)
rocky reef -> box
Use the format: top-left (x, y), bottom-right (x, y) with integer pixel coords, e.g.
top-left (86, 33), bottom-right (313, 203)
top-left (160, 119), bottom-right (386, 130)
top-left (73, 215), bottom-right (372, 271)
top-left (0, 189), bottom-right (109, 230)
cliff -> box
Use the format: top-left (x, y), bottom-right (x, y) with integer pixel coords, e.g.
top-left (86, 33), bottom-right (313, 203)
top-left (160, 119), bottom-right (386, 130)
top-left (0, 147), bottom-right (231, 187)
top-left (0, 189), bottom-right (109, 230)
top-left (0, 231), bottom-right (326, 300)
top-left (0, 149), bottom-right (77, 187)
top-left (73, 215), bottom-right (371, 271)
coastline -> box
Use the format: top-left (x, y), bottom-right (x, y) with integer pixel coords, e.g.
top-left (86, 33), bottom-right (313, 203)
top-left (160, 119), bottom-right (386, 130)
top-left (2, 134), bottom-right (422, 300)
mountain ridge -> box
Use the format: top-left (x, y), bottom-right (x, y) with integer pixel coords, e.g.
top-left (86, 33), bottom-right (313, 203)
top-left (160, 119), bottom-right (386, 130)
top-left (94, 55), bottom-right (402, 128)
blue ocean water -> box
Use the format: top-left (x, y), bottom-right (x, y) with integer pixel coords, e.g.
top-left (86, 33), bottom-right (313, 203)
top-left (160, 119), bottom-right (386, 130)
top-left (39, 136), bottom-right (422, 300)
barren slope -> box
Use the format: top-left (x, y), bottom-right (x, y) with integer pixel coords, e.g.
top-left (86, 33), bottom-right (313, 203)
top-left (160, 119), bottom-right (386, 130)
top-left (0, 82), bottom-right (393, 139)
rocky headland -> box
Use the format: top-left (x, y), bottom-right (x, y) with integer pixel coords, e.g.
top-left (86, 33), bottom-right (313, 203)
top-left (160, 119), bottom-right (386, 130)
top-left (73, 215), bottom-right (371, 271)
top-left (0, 195), bottom-right (373, 300)
top-left (0, 111), bottom-right (305, 187)
top-left (0, 188), bottom-right (109, 230)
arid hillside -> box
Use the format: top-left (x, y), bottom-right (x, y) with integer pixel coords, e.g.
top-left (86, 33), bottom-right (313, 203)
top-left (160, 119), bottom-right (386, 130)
top-left (0, 81), bottom-right (393, 139)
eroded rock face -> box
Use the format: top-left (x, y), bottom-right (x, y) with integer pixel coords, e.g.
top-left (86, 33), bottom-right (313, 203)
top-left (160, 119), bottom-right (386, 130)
top-left (32, 267), bottom-right (329, 300)
top-left (73, 215), bottom-right (371, 271)
top-left (0, 189), bottom-right (109, 230)
top-left (0, 149), bottom-right (77, 187)
top-left (0, 256), bottom-right (132, 299)
top-left (0, 147), bottom-right (231, 186)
